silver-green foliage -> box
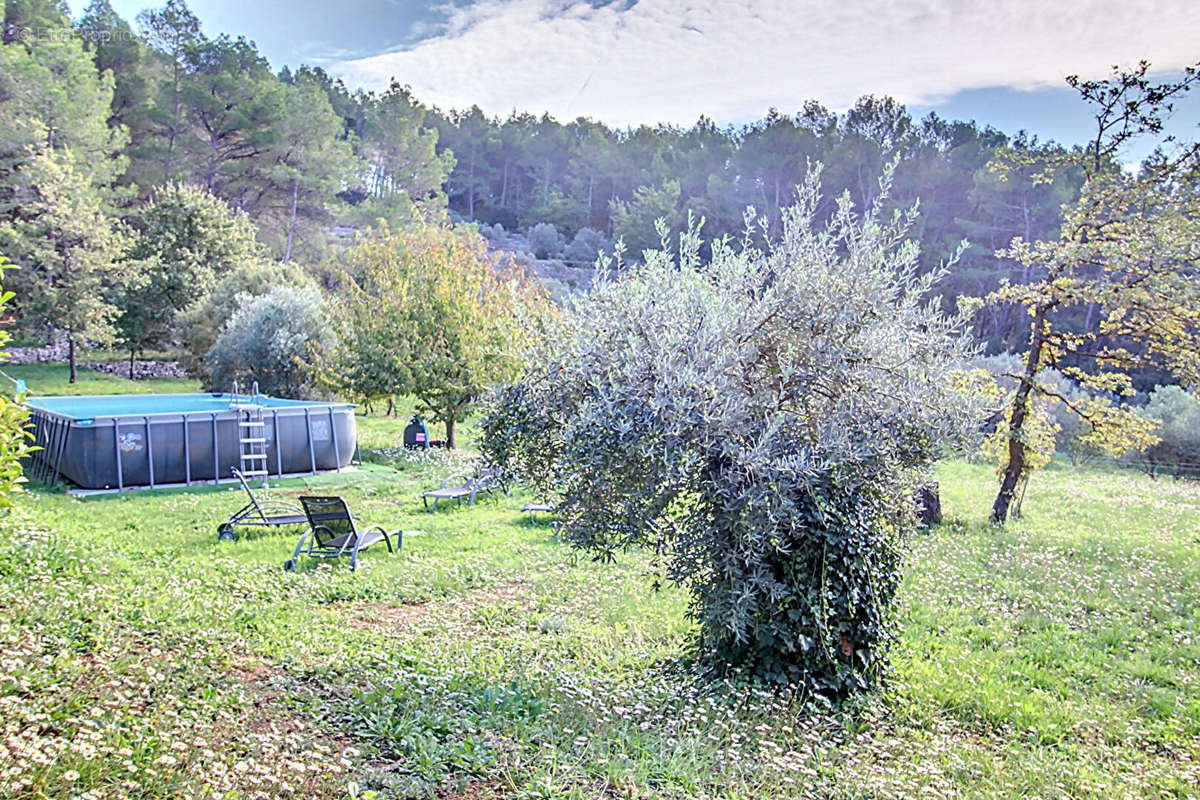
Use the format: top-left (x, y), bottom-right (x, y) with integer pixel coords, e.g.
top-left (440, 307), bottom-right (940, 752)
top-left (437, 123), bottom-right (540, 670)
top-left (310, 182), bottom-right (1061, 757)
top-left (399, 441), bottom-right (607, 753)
top-left (1137, 386), bottom-right (1200, 479)
top-left (482, 170), bottom-right (981, 692)
top-left (208, 286), bottom-right (333, 398)
top-left (525, 222), bottom-right (564, 259)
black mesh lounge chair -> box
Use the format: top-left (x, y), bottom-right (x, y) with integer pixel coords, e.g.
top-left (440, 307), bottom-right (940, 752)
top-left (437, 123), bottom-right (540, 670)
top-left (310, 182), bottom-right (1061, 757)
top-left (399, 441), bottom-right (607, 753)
top-left (216, 468), bottom-right (308, 540)
top-left (284, 496), bottom-right (399, 571)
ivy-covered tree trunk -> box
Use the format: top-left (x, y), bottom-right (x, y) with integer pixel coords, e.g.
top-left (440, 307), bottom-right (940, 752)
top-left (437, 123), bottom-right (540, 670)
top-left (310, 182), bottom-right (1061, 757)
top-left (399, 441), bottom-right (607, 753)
top-left (991, 307), bottom-right (1046, 525)
top-left (444, 416), bottom-right (456, 450)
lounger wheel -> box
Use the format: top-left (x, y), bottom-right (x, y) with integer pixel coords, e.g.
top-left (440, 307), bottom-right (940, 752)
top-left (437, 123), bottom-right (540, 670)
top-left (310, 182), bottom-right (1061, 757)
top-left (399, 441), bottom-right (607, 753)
top-left (217, 523), bottom-right (236, 541)
top-left (283, 559), bottom-right (296, 571)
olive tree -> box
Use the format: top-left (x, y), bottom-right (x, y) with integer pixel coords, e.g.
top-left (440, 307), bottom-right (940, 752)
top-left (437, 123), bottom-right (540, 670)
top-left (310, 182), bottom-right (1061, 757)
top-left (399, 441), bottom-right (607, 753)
top-left (208, 286), bottom-right (333, 397)
top-left (482, 170), bottom-right (982, 693)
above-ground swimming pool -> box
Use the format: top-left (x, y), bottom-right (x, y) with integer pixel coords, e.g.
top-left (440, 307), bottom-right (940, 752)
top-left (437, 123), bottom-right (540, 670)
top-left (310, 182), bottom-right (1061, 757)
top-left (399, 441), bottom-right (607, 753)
top-left (25, 392), bottom-right (356, 491)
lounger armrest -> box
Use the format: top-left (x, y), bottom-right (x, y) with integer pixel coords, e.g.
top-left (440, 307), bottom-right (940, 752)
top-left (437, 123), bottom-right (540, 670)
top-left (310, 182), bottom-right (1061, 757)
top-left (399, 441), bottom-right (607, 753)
top-left (361, 525), bottom-right (394, 553)
top-left (438, 473), bottom-right (469, 490)
top-left (258, 500), bottom-right (304, 515)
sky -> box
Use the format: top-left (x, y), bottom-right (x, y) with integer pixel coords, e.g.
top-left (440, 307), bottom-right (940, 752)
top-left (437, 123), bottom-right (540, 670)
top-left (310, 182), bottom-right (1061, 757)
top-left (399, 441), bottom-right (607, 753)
top-left (74, 0), bottom-right (1200, 156)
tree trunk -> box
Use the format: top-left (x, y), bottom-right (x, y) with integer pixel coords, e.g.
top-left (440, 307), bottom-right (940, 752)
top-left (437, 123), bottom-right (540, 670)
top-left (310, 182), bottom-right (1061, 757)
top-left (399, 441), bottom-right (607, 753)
top-left (129, 349), bottom-right (136, 381)
top-left (467, 156), bottom-right (475, 218)
top-left (206, 136), bottom-right (218, 193)
top-left (1012, 476), bottom-right (1029, 519)
top-left (165, 57), bottom-right (182, 182)
top-left (991, 307), bottom-right (1047, 524)
top-left (284, 178), bottom-right (298, 264)
top-left (68, 336), bottom-right (77, 385)
top-left (386, 396), bottom-right (395, 417)
top-left (1083, 301), bottom-right (1097, 333)
top-left (445, 416), bottom-right (456, 450)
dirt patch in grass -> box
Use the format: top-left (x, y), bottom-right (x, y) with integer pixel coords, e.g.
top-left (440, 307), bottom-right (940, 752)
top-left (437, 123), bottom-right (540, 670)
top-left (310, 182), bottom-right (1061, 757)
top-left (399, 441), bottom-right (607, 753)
top-left (229, 657), bottom-right (283, 685)
top-left (445, 580), bottom-right (532, 608)
top-left (345, 600), bottom-right (434, 632)
top-left (440, 782), bottom-right (508, 799)
top-left (341, 580), bottom-right (533, 634)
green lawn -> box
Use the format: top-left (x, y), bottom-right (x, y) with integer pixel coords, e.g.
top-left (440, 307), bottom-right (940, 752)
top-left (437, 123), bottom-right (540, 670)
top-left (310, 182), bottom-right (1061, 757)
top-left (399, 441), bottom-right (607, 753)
top-left (1, 381), bottom-right (1198, 798)
top-left (4, 362), bottom-right (200, 396)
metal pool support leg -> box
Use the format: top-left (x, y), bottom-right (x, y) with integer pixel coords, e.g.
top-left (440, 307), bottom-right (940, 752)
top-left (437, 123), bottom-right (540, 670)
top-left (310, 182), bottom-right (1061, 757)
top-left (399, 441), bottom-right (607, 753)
top-left (304, 407), bottom-right (316, 474)
top-left (42, 419), bottom-right (63, 484)
top-left (48, 421), bottom-right (70, 488)
top-left (33, 417), bottom-right (49, 482)
top-left (27, 414), bottom-right (43, 478)
top-left (329, 407), bottom-right (341, 472)
top-left (29, 415), bottom-right (43, 482)
top-left (113, 418), bottom-right (124, 491)
top-left (145, 416), bottom-right (155, 489)
top-left (211, 415), bottom-right (218, 483)
top-left (272, 411), bottom-right (282, 478)
top-left (183, 414), bottom-right (191, 486)
top-left (33, 418), bottom-right (47, 482)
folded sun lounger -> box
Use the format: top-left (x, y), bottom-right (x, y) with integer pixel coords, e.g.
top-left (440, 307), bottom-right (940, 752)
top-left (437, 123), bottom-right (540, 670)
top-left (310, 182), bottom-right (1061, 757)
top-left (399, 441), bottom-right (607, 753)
top-left (217, 468), bottom-right (308, 540)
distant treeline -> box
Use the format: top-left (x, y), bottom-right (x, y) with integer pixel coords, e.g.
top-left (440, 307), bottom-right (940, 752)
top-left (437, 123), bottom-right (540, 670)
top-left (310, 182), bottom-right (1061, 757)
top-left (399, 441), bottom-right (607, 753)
top-left (2, 0), bottom-right (1098, 353)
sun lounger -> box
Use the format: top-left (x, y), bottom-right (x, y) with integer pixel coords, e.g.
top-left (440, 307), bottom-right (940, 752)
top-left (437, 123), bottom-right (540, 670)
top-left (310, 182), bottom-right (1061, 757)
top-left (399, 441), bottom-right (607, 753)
top-left (421, 467), bottom-right (507, 510)
top-left (216, 468), bottom-right (307, 540)
top-left (283, 495), bottom-right (399, 572)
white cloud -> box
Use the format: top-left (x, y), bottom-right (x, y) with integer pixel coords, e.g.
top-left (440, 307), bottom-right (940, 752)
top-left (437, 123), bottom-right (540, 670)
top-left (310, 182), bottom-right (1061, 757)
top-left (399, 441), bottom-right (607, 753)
top-left (332, 0), bottom-right (1200, 126)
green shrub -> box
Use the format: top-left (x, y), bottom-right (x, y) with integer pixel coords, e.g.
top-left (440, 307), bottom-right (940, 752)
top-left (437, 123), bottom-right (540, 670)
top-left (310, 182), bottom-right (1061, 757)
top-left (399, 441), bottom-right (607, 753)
top-left (117, 184), bottom-right (267, 366)
top-left (562, 226), bottom-right (611, 265)
top-left (482, 170), bottom-right (981, 694)
top-left (0, 256), bottom-right (32, 509)
top-left (207, 286), bottom-right (333, 397)
top-left (178, 260), bottom-right (314, 386)
top-left (1134, 385), bottom-right (1200, 479)
top-left (525, 222), bottom-right (564, 259)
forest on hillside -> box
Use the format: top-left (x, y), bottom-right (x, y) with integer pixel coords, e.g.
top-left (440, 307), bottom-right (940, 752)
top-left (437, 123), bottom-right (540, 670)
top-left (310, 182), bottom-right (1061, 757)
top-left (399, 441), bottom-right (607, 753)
top-left (0, 0), bottom-right (1160, 362)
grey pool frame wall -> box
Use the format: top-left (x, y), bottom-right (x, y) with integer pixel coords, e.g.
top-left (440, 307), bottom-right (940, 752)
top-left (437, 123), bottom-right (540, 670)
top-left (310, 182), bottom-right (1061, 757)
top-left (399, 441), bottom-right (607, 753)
top-left (25, 398), bottom-right (356, 492)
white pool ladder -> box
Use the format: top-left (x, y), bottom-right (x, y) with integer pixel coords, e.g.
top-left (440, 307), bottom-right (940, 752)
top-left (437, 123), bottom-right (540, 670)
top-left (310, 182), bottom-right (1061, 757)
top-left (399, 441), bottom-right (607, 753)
top-left (230, 381), bottom-right (269, 487)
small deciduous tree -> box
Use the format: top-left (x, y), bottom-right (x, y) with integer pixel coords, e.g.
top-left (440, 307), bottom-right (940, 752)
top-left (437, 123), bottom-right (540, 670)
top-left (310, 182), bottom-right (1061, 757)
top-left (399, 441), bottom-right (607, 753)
top-left (482, 171), bottom-right (982, 692)
top-left (987, 61), bottom-right (1200, 524)
top-left (116, 183), bottom-right (266, 375)
top-left (317, 221), bottom-right (549, 446)
top-left (981, 395), bottom-right (1059, 519)
top-left (0, 151), bottom-right (130, 382)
